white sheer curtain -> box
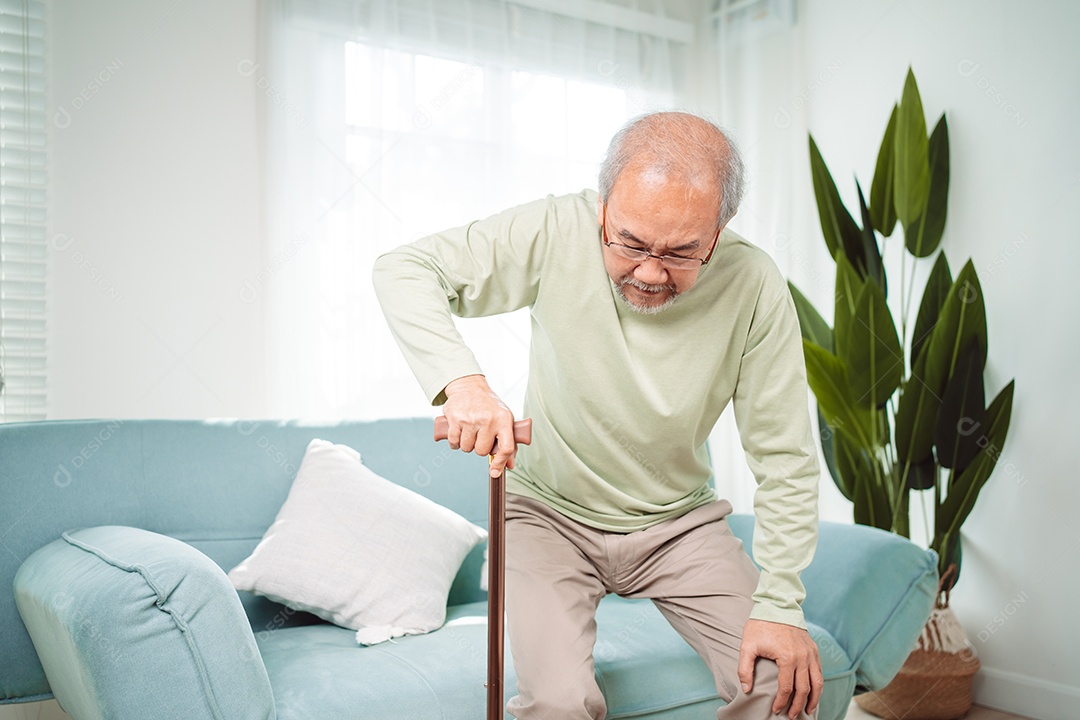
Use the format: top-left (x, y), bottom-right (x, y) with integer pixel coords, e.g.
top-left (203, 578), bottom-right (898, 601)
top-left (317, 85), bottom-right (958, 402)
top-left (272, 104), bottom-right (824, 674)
top-left (701, 0), bottom-right (851, 521)
top-left (258, 0), bottom-right (688, 421)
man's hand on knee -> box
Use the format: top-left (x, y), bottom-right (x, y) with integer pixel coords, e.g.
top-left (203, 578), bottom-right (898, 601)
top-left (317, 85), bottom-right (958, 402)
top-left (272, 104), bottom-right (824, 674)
top-left (737, 618), bottom-right (823, 719)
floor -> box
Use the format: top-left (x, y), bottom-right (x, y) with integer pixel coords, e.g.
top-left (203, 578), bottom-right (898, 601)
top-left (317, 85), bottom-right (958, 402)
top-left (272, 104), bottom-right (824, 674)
top-left (0, 699), bottom-right (1035, 719)
top-left (846, 699), bottom-right (1031, 720)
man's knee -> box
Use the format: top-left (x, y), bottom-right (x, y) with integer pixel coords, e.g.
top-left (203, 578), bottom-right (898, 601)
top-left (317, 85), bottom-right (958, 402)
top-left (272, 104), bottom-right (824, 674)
top-left (716, 658), bottom-right (817, 719)
top-left (746, 655), bottom-right (785, 696)
top-left (507, 683), bottom-right (606, 720)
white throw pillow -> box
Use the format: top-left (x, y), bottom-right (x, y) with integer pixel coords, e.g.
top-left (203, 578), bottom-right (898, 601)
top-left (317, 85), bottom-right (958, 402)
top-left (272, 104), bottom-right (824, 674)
top-left (228, 438), bottom-right (487, 645)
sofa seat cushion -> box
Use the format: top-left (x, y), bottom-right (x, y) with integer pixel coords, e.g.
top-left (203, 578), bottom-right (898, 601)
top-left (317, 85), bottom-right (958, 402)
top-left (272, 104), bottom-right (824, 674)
top-left (258, 595), bottom-right (852, 720)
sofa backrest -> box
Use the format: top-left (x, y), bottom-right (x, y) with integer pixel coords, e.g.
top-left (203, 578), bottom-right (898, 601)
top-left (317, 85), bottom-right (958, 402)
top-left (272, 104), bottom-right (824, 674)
top-left (0, 417), bottom-right (491, 703)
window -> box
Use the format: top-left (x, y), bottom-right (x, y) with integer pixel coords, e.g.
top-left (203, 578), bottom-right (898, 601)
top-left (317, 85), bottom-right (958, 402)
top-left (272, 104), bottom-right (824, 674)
top-left (263, 0), bottom-right (685, 419)
top-left (0, 0), bottom-right (47, 423)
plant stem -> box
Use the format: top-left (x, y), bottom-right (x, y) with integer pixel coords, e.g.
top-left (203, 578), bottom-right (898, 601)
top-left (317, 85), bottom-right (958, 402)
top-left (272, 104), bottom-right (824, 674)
top-left (934, 465), bottom-right (949, 550)
top-left (892, 456), bottom-right (911, 530)
top-left (890, 242), bottom-right (910, 535)
top-left (879, 439), bottom-right (893, 514)
top-left (903, 251), bottom-right (920, 356)
top-left (870, 407), bottom-right (890, 529)
top-left (932, 467), bottom-right (955, 558)
top-left (896, 486), bottom-right (910, 538)
top-left (900, 245), bottom-right (907, 341)
top-left (887, 397), bottom-right (899, 466)
top-left (920, 484), bottom-right (932, 548)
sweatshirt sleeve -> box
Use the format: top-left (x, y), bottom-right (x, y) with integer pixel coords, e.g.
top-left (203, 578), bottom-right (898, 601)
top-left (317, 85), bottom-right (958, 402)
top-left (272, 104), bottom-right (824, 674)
top-left (371, 195), bottom-right (556, 405)
top-left (731, 264), bottom-right (821, 629)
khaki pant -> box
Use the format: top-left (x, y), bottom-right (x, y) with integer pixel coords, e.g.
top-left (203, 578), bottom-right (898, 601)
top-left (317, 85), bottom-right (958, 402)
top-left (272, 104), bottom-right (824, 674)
top-left (504, 494), bottom-right (815, 720)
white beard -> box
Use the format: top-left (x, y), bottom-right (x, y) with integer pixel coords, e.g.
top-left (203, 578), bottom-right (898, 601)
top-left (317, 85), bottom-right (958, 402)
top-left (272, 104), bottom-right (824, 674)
top-left (613, 277), bottom-right (678, 315)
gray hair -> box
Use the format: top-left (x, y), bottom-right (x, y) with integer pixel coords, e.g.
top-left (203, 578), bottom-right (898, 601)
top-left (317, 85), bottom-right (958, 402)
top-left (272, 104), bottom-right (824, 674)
top-left (598, 112), bottom-right (747, 229)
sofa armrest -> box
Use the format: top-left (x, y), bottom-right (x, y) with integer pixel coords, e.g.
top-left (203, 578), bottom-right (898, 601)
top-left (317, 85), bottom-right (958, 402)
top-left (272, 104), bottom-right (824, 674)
top-left (14, 526), bottom-right (276, 720)
top-left (728, 515), bottom-right (938, 690)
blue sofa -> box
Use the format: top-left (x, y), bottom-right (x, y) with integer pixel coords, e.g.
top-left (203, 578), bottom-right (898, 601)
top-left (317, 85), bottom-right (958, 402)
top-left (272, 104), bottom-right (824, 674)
top-left (2, 418), bottom-right (937, 719)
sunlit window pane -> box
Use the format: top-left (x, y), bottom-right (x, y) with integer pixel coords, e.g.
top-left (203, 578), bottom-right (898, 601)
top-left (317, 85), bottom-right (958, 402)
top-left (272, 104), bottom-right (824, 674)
top-left (414, 55), bottom-right (485, 140)
top-left (510, 71), bottom-right (568, 157)
top-left (339, 41), bottom-right (640, 416)
top-left (566, 80), bottom-right (629, 161)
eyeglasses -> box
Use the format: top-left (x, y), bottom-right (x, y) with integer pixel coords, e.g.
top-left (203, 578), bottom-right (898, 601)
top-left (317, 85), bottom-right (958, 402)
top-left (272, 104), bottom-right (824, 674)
top-left (602, 204), bottom-right (720, 270)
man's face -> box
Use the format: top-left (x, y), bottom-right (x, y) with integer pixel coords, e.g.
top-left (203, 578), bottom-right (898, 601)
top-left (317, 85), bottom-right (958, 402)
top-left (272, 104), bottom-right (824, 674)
top-left (597, 168), bottom-right (723, 314)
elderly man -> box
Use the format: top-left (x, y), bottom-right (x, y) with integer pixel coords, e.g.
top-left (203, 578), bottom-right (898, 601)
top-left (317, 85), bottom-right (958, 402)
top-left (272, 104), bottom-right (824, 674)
top-left (373, 112), bottom-right (822, 719)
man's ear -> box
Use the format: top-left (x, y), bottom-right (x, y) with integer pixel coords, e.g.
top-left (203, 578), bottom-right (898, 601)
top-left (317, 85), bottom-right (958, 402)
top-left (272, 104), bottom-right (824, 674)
top-left (718, 211), bottom-right (733, 235)
top-left (596, 198), bottom-right (604, 229)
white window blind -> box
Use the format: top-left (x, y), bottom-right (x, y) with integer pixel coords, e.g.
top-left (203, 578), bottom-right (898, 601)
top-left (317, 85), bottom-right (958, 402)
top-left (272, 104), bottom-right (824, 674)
top-left (0, 0), bottom-right (47, 423)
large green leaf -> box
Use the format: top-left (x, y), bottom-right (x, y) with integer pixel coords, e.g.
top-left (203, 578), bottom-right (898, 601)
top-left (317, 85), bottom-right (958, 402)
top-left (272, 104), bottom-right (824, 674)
top-left (923, 260), bottom-right (989, 398)
top-left (891, 484), bottom-right (910, 538)
top-left (809, 134), bottom-right (863, 262)
top-left (878, 408), bottom-right (892, 459)
top-left (933, 380), bottom-right (1015, 589)
top-left (906, 455), bottom-right (938, 490)
top-left (937, 533), bottom-right (963, 593)
top-left (817, 408), bottom-right (848, 500)
top-left (856, 180), bottom-right (887, 297)
top-left (893, 68), bottom-right (931, 228)
top-left (895, 347), bottom-right (941, 464)
top-left (911, 251), bottom-right (953, 369)
top-left (841, 279), bottom-right (903, 409)
top-left (853, 455), bottom-right (892, 532)
top-left (904, 114), bottom-right (951, 257)
top-left (870, 103), bottom-right (899, 237)
top-left (934, 338), bottom-right (987, 473)
top-left (802, 340), bottom-right (875, 449)
top-left (833, 253), bottom-right (863, 362)
top-left (789, 281), bottom-right (834, 354)
top-left (937, 380), bottom-right (1015, 528)
top-left (837, 433), bottom-right (871, 506)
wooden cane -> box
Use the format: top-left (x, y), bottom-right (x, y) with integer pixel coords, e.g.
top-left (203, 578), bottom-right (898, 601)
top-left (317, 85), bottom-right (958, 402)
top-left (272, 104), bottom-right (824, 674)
top-left (434, 416), bottom-right (532, 720)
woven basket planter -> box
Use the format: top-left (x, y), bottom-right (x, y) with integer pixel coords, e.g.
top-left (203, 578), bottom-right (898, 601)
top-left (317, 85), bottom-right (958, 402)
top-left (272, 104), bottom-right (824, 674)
top-left (854, 643), bottom-right (980, 719)
top-left (856, 573), bottom-right (980, 720)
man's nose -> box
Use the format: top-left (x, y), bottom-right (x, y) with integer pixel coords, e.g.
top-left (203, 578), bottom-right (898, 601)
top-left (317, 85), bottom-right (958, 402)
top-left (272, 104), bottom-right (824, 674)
top-left (633, 256), bottom-right (669, 285)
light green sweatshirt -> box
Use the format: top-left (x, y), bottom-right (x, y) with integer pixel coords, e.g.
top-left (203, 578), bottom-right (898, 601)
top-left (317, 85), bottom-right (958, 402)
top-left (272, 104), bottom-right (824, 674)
top-left (373, 189), bottom-right (819, 628)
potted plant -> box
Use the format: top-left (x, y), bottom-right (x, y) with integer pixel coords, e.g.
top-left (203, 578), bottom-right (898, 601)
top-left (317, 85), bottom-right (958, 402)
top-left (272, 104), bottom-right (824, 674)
top-left (789, 68), bottom-right (1016, 720)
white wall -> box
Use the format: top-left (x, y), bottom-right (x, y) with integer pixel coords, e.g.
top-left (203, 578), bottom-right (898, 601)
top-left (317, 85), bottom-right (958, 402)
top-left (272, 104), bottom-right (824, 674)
top-left (45, 0), bottom-right (266, 421)
top-left (6, 6), bottom-right (267, 718)
top-left (696, 1), bottom-right (1079, 718)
